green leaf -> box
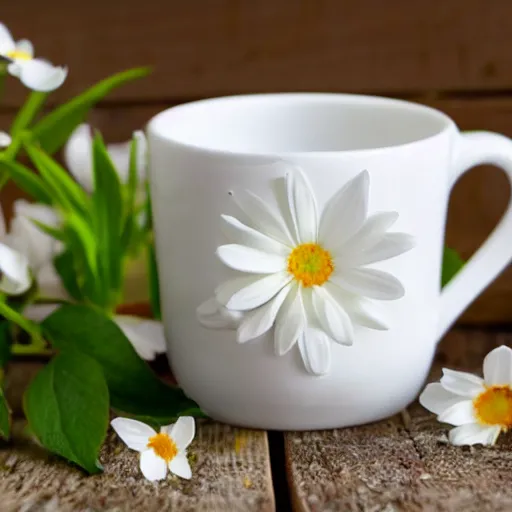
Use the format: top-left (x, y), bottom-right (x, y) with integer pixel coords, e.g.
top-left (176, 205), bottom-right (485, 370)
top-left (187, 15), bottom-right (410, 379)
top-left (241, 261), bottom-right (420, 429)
top-left (120, 135), bottom-right (141, 254)
top-left (23, 350), bottom-right (109, 473)
top-left (66, 213), bottom-right (98, 276)
top-left (0, 389), bottom-right (11, 440)
top-left (148, 241), bottom-right (161, 320)
top-left (92, 134), bottom-right (124, 298)
top-left (25, 144), bottom-right (89, 216)
top-left (10, 91), bottom-right (47, 137)
top-left (145, 190), bottom-right (161, 319)
top-left (31, 67), bottom-right (151, 154)
top-left (42, 305), bottom-right (200, 421)
top-left (53, 251), bottom-right (83, 302)
top-left (442, 247), bottom-right (465, 288)
top-left (0, 159), bottom-right (53, 204)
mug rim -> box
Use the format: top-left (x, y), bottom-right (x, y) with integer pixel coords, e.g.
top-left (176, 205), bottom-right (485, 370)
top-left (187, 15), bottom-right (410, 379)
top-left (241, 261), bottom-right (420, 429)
top-left (147, 92), bottom-right (456, 158)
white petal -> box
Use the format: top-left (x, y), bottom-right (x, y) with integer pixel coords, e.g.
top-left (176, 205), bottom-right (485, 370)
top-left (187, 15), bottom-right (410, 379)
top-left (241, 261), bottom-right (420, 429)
top-left (216, 272), bottom-right (292, 311)
top-left (140, 449), bottom-right (167, 481)
top-left (448, 424), bottom-right (501, 447)
top-left (419, 383), bottom-right (465, 415)
top-left (15, 59), bottom-right (67, 92)
top-left (197, 297), bottom-right (244, 329)
top-left (233, 190), bottom-right (294, 246)
top-left (298, 327), bottom-right (331, 376)
top-left (483, 345), bottom-right (512, 386)
top-left (15, 39), bottom-right (34, 58)
top-left (312, 286), bottom-right (353, 345)
top-left (343, 295), bottom-right (389, 330)
top-left (220, 215), bottom-right (288, 255)
top-left (36, 263), bottom-right (68, 300)
top-left (64, 124), bottom-right (94, 192)
top-left (169, 454), bottom-right (192, 479)
top-left (440, 369), bottom-right (485, 398)
top-left (274, 284), bottom-right (305, 356)
top-left (7, 62), bottom-right (20, 77)
top-left (110, 418), bottom-right (155, 452)
top-left (332, 268), bottom-right (404, 300)
top-left (347, 233), bottom-right (416, 267)
top-left (237, 283), bottom-right (291, 343)
top-left (0, 243), bottom-right (31, 295)
top-left (167, 416), bottom-right (195, 451)
top-left (217, 244), bottom-right (286, 274)
top-left (0, 24), bottom-right (15, 54)
top-left (115, 316), bottom-right (167, 361)
top-left (318, 170), bottom-right (370, 249)
top-left (23, 303), bottom-right (59, 323)
top-left (13, 200), bottom-right (59, 227)
top-left (107, 141), bottom-right (131, 183)
top-left (437, 400), bottom-right (476, 426)
top-left (286, 167), bottom-right (318, 244)
top-left (339, 211), bottom-right (399, 254)
top-left (7, 201), bottom-right (60, 271)
top-left (0, 132), bottom-right (11, 148)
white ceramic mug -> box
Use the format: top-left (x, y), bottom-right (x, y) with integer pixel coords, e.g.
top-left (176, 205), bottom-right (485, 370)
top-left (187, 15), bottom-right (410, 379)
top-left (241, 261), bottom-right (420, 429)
top-left (148, 93), bottom-right (512, 430)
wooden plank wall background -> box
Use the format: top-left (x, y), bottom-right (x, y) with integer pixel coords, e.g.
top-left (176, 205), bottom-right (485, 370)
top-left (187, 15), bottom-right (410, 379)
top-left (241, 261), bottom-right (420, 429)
top-left (1, 0), bottom-right (512, 323)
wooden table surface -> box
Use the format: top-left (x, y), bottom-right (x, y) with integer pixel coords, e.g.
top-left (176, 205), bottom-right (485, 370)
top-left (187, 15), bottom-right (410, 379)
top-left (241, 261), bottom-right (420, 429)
top-left (1, 329), bottom-right (511, 512)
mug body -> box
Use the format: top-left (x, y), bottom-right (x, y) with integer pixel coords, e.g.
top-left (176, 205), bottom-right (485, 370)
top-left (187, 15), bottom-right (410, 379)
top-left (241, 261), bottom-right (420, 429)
top-left (148, 94), bottom-right (457, 430)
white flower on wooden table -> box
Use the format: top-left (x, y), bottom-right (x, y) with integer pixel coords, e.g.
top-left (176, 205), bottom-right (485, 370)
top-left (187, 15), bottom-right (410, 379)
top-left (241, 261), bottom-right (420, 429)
top-left (64, 124), bottom-right (147, 194)
top-left (420, 345), bottom-right (512, 446)
top-left (111, 416), bottom-right (195, 482)
top-left (0, 23), bottom-right (67, 92)
top-left (198, 165), bottom-right (415, 376)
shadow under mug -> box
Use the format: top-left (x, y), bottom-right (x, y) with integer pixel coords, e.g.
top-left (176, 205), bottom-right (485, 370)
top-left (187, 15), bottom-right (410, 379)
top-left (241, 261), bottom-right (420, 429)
top-left (148, 93), bottom-right (512, 430)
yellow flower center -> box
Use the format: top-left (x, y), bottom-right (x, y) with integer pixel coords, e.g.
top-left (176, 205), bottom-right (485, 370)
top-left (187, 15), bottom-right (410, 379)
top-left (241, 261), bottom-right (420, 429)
top-left (287, 243), bottom-right (334, 287)
top-left (6, 50), bottom-right (32, 61)
top-left (473, 385), bottom-right (512, 429)
top-left (147, 432), bottom-right (178, 462)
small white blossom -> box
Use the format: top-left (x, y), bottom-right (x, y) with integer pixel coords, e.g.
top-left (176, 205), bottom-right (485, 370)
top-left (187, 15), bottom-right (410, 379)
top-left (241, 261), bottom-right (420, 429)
top-left (420, 345), bottom-right (512, 446)
top-left (111, 416), bottom-right (195, 481)
top-left (0, 23), bottom-right (67, 92)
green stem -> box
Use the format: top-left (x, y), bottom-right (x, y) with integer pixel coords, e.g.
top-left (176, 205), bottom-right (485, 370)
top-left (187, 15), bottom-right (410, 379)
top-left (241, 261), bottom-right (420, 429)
top-left (0, 301), bottom-right (43, 345)
top-left (11, 344), bottom-right (52, 356)
top-left (0, 91), bottom-right (48, 194)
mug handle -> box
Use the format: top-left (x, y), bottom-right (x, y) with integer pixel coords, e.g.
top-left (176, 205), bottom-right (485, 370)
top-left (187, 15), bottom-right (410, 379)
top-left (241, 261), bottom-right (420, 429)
top-left (437, 131), bottom-right (512, 340)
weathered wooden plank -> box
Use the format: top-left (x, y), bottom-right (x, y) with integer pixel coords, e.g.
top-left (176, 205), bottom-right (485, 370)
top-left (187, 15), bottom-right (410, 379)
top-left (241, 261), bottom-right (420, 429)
top-left (285, 330), bottom-right (512, 511)
top-left (0, 420), bottom-right (275, 512)
top-left (2, 0), bottom-right (512, 107)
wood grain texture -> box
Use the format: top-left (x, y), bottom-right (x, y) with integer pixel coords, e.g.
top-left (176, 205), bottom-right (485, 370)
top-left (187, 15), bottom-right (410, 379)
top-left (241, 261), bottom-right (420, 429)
top-left (285, 330), bottom-right (512, 512)
top-left (0, 421), bottom-right (275, 512)
top-left (2, 0), bottom-right (512, 107)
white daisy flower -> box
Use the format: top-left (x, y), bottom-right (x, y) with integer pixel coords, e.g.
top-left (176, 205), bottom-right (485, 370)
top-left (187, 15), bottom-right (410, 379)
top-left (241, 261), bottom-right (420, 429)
top-left (0, 23), bottom-right (67, 92)
top-left (199, 166), bottom-right (415, 376)
top-left (420, 345), bottom-right (512, 446)
top-left (111, 416), bottom-right (195, 481)
top-left (64, 124), bottom-right (147, 194)
top-left (0, 131), bottom-right (11, 148)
